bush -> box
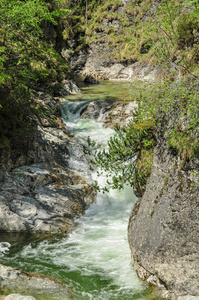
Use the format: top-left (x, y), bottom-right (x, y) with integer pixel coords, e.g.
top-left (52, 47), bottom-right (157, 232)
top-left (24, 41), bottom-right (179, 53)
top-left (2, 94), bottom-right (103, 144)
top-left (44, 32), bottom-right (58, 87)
top-left (177, 11), bottom-right (199, 49)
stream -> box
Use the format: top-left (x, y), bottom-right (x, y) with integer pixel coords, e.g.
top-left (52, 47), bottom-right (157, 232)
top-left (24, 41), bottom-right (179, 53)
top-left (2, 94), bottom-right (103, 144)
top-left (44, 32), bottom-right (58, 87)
top-left (0, 81), bottom-right (154, 300)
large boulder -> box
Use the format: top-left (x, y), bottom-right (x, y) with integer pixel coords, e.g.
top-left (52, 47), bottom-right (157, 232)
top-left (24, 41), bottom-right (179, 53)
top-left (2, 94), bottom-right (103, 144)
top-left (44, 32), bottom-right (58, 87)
top-left (59, 79), bottom-right (81, 96)
top-left (4, 295), bottom-right (37, 300)
top-left (83, 75), bottom-right (99, 84)
top-left (80, 99), bottom-right (138, 128)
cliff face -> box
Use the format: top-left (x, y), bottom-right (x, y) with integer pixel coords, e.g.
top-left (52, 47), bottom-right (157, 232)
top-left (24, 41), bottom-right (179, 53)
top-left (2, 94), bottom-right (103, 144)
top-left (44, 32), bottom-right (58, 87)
top-left (63, 0), bottom-right (164, 81)
top-left (128, 109), bottom-right (199, 298)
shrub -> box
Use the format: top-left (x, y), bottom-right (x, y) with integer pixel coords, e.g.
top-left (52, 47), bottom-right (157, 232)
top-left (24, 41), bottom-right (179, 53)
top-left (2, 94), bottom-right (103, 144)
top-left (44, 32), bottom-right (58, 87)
top-left (177, 11), bottom-right (199, 49)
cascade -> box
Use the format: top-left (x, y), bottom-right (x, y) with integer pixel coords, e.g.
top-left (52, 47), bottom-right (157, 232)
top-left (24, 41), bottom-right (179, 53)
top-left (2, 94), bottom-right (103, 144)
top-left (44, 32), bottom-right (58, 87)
top-left (0, 82), bottom-right (153, 300)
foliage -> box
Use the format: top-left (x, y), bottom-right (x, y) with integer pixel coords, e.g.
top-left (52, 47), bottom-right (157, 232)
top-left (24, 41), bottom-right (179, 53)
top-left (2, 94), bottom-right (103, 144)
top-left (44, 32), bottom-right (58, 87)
top-left (76, 0), bottom-right (199, 191)
top-left (84, 91), bottom-right (156, 193)
top-left (177, 10), bottom-right (199, 49)
top-left (0, 0), bottom-right (71, 149)
top-left (85, 80), bottom-right (199, 193)
top-left (80, 0), bottom-right (199, 77)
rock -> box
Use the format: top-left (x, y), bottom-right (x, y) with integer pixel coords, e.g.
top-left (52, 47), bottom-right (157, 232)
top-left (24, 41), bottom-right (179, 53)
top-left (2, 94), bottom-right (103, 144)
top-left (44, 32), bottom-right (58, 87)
top-left (59, 79), bottom-right (81, 96)
top-left (0, 92), bottom-right (96, 234)
top-left (177, 296), bottom-right (199, 300)
top-left (37, 126), bottom-right (71, 168)
top-left (0, 163), bottom-right (96, 233)
top-left (80, 99), bottom-right (138, 128)
top-left (4, 295), bottom-right (37, 300)
top-left (62, 48), bottom-right (88, 75)
top-left (83, 75), bottom-right (99, 84)
top-left (128, 110), bottom-right (199, 298)
top-left (102, 101), bottom-right (138, 128)
top-left (82, 46), bottom-right (161, 82)
top-left (80, 99), bottom-right (115, 121)
top-left (0, 264), bottom-right (71, 300)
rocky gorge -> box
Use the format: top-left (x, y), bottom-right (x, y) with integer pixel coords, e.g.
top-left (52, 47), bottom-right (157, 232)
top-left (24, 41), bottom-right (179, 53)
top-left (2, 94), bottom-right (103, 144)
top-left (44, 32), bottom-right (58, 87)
top-left (64, 2), bottom-right (199, 297)
top-left (0, 80), bottom-right (96, 235)
top-left (0, 76), bottom-right (198, 300)
top-left (0, 79), bottom-right (142, 299)
top-left (0, 80), bottom-right (96, 298)
top-left (0, 0), bottom-right (199, 299)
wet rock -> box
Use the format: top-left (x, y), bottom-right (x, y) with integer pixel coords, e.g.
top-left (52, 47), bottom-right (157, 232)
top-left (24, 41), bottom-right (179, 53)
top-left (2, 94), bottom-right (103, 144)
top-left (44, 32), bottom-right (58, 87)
top-left (0, 264), bottom-right (71, 300)
top-left (80, 99), bottom-right (114, 120)
top-left (59, 79), bottom-right (81, 96)
top-left (83, 75), bottom-right (99, 84)
top-left (80, 100), bottom-right (138, 128)
top-left (0, 92), bottom-right (96, 234)
top-left (128, 110), bottom-right (199, 298)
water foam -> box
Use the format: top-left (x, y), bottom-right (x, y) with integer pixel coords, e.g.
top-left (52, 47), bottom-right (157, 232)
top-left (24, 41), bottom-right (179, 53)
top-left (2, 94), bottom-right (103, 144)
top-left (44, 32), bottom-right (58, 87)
top-left (0, 242), bottom-right (11, 257)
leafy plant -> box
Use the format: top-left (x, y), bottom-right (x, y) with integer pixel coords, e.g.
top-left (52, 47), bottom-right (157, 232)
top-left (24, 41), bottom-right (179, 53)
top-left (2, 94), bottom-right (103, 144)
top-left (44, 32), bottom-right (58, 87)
top-left (84, 97), bottom-right (157, 194)
top-left (0, 0), bottom-right (71, 149)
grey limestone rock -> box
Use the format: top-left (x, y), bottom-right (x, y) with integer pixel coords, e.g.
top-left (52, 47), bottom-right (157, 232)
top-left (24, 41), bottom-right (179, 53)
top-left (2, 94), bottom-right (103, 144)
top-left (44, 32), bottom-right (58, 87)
top-left (82, 49), bottom-right (161, 82)
top-left (0, 93), bottom-right (96, 234)
top-left (0, 163), bottom-right (96, 233)
top-left (80, 100), bottom-right (138, 128)
top-left (128, 110), bottom-right (199, 298)
top-left (59, 79), bottom-right (81, 96)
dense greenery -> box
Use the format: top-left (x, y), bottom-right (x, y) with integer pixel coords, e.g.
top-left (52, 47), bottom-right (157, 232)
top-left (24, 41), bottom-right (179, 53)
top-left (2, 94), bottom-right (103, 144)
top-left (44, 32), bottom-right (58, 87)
top-left (0, 0), bottom-right (71, 149)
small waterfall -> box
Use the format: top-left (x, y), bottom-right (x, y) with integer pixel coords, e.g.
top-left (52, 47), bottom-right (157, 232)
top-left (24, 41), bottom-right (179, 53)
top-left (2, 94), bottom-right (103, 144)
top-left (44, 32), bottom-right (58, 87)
top-left (60, 100), bottom-right (89, 124)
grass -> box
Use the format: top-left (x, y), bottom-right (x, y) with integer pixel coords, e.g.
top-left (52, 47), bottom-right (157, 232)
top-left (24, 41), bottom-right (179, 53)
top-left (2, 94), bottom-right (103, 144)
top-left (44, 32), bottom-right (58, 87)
top-left (78, 0), bottom-right (199, 78)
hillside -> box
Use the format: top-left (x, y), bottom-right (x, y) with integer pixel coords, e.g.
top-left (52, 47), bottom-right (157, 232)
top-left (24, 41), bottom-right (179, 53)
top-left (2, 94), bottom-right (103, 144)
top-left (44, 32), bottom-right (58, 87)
top-left (64, 0), bottom-right (199, 80)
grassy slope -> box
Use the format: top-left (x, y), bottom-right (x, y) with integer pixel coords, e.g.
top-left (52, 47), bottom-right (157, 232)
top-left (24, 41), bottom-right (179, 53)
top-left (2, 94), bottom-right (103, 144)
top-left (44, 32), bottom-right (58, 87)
top-left (78, 0), bottom-right (199, 78)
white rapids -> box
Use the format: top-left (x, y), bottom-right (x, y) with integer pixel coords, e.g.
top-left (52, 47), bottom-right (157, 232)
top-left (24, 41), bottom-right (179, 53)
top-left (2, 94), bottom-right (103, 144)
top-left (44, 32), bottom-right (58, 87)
top-left (1, 99), bottom-right (150, 300)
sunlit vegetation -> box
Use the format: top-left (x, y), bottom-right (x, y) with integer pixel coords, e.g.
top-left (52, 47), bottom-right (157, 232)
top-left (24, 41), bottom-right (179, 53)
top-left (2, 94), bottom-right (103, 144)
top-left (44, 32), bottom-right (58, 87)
top-left (80, 0), bottom-right (199, 78)
top-left (0, 0), bottom-right (71, 149)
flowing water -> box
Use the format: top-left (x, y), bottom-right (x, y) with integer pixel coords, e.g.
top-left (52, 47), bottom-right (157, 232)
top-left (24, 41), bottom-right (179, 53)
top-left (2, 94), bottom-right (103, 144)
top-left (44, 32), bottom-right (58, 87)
top-left (0, 81), bottom-right (154, 300)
